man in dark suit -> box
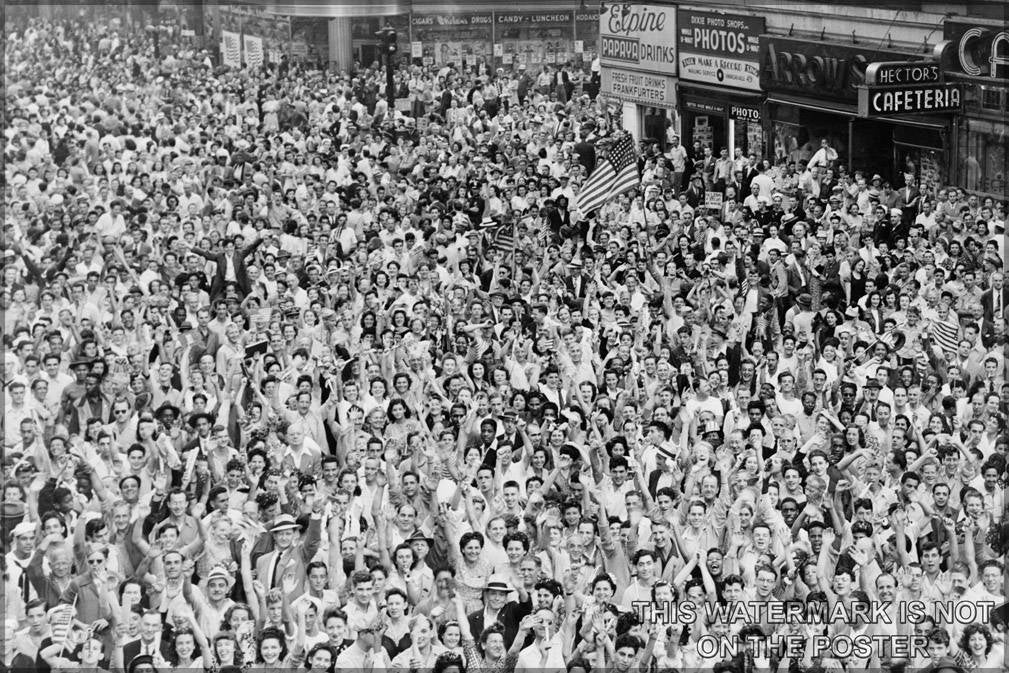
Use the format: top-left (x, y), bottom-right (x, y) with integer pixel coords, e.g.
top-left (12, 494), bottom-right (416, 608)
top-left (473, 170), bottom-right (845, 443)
top-left (741, 159), bottom-right (760, 199)
top-left (122, 610), bottom-right (172, 668)
top-left (466, 575), bottom-right (531, 652)
top-left (187, 235), bottom-right (263, 302)
top-left (981, 271), bottom-right (1007, 325)
top-left (786, 250), bottom-right (810, 302)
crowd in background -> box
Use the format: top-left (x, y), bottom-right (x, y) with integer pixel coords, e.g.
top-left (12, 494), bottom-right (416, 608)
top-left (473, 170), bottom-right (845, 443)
top-left (2, 13), bottom-right (1006, 673)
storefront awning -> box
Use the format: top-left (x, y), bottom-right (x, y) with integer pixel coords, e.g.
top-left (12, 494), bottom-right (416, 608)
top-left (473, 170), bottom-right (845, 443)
top-left (679, 82), bottom-right (764, 102)
top-left (767, 93), bottom-right (857, 117)
top-left (871, 114), bottom-right (949, 131)
top-left (261, 1), bottom-right (409, 18)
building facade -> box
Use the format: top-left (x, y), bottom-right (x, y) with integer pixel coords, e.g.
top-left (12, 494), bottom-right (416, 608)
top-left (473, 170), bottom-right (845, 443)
top-left (592, 1), bottom-right (1005, 198)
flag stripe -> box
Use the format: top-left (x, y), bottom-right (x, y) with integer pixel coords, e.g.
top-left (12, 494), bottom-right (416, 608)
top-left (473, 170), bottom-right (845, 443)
top-left (576, 135), bottom-right (638, 215)
top-left (931, 318), bottom-right (959, 356)
top-left (609, 163), bottom-right (639, 200)
top-left (577, 161), bottom-right (616, 215)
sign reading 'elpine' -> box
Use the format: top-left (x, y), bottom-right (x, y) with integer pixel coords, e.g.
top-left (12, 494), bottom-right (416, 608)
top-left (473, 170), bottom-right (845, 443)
top-left (600, 3), bottom-right (678, 75)
top-left (858, 83), bottom-right (962, 116)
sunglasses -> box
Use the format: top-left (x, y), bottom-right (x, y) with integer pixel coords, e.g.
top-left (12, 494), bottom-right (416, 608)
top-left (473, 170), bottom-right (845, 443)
top-left (87, 557), bottom-right (104, 565)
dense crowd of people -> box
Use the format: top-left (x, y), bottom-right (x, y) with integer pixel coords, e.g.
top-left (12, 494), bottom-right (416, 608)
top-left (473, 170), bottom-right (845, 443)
top-left (2, 13), bottom-right (1007, 673)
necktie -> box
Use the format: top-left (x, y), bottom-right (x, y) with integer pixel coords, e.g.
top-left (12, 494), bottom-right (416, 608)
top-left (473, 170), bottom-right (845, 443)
top-left (271, 552), bottom-right (284, 589)
top-left (18, 567), bottom-right (30, 602)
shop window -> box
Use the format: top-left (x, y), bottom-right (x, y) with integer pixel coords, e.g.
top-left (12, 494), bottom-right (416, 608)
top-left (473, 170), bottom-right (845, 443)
top-left (980, 87), bottom-right (1006, 114)
top-left (735, 119), bottom-right (764, 159)
top-left (769, 104), bottom-right (847, 170)
top-left (958, 120), bottom-right (1007, 198)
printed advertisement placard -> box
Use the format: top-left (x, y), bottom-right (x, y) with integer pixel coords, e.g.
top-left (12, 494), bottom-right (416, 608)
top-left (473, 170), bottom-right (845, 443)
top-left (599, 3), bottom-right (677, 75)
top-left (677, 9), bottom-right (764, 91)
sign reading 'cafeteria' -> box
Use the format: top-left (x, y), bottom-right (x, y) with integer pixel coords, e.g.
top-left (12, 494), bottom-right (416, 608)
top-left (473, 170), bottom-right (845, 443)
top-left (858, 83), bottom-right (962, 116)
top-left (599, 3), bottom-right (677, 75)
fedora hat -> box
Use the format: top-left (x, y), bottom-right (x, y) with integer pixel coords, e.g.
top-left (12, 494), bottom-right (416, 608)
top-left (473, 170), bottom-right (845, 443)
top-left (270, 514), bottom-right (301, 534)
top-left (484, 574), bottom-right (513, 593)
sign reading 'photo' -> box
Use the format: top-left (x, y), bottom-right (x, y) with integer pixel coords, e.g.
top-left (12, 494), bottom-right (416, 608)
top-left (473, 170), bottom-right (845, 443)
top-left (599, 3), bottom-right (677, 75)
top-left (677, 9), bottom-right (764, 91)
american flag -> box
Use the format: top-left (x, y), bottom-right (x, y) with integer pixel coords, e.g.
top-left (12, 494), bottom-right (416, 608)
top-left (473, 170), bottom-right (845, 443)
top-left (575, 134), bottom-right (639, 216)
top-left (930, 315), bottom-right (960, 357)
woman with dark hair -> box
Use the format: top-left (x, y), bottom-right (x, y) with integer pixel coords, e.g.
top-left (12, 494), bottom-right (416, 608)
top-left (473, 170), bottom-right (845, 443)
top-left (446, 530), bottom-right (491, 614)
top-left (211, 630), bottom-right (244, 671)
top-left (303, 643), bottom-right (335, 673)
top-left (955, 623), bottom-right (998, 672)
top-left (252, 626), bottom-right (291, 669)
top-left (167, 613), bottom-right (211, 669)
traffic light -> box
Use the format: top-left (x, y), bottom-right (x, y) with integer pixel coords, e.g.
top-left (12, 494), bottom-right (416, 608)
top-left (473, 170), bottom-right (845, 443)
top-left (377, 27), bottom-right (397, 56)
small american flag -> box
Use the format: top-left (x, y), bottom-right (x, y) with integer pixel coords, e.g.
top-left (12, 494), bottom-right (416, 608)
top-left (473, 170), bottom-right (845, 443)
top-left (931, 315), bottom-right (960, 357)
top-left (576, 134), bottom-right (639, 216)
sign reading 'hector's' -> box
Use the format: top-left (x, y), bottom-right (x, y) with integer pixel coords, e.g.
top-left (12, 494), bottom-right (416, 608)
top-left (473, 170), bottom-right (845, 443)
top-left (858, 83), bottom-right (962, 116)
top-left (865, 61), bottom-right (942, 86)
top-left (759, 36), bottom-right (918, 102)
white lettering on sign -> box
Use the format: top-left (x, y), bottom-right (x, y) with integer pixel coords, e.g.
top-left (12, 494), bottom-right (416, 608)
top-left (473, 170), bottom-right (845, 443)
top-left (870, 86), bottom-right (961, 113)
top-left (875, 64), bottom-right (940, 84)
top-left (692, 28), bottom-right (747, 54)
top-left (958, 28), bottom-right (1009, 78)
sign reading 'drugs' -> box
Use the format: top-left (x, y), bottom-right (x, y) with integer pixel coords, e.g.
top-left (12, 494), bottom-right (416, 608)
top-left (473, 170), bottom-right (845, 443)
top-left (599, 3), bottom-right (677, 75)
top-left (858, 83), bottom-right (962, 116)
top-left (677, 9), bottom-right (764, 91)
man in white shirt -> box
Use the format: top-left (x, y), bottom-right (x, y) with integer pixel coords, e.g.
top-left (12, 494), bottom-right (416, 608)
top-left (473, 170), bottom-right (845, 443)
top-left (335, 613), bottom-right (392, 670)
top-left (515, 607), bottom-right (566, 673)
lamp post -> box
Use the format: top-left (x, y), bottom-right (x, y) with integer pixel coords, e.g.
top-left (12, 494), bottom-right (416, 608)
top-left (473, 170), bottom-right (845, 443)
top-left (376, 25), bottom-right (397, 106)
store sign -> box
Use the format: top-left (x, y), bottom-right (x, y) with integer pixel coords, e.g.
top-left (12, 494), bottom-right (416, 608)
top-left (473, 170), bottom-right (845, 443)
top-left (683, 97), bottom-right (725, 115)
top-left (858, 83), bottom-right (962, 116)
top-left (599, 3), bottom-right (677, 75)
top-left (942, 21), bottom-right (1009, 80)
top-left (497, 12), bottom-right (573, 25)
top-left (759, 36), bottom-right (916, 101)
top-left (677, 9), bottom-right (764, 91)
top-left (865, 61), bottom-right (942, 85)
top-left (601, 68), bottom-right (676, 106)
top-left (575, 11), bottom-right (600, 23)
top-left (411, 14), bottom-right (493, 27)
top-left (730, 104), bottom-right (761, 121)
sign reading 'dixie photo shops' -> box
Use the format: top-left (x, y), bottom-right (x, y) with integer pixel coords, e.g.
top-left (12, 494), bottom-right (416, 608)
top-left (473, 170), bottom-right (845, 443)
top-left (858, 83), bottom-right (962, 116)
top-left (677, 9), bottom-right (764, 91)
top-left (599, 3), bottom-right (677, 75)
